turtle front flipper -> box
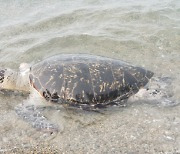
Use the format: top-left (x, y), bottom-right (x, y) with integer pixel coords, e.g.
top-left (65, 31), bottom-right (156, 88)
top-left (15, 104), bottom-right (59, 133)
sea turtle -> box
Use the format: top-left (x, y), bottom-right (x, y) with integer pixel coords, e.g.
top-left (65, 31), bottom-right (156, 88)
top-left (0, 54), bottom-right (174, 132)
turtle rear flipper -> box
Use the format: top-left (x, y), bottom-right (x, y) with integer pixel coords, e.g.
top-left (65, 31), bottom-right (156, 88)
top-left (15, 104), bottom-right (59, 133)
top-left (131, 76), bottom-right (177, 106)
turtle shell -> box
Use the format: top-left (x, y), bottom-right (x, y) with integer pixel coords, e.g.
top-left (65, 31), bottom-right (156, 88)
top-left (29, 54), bottom-right (154, 109)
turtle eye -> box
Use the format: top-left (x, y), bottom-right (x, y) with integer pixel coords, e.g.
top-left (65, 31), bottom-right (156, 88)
top-left (0, 70), bottom-right (5, 83)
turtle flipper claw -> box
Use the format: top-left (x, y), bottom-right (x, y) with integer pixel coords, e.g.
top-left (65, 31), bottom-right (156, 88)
top-left (15, 104), bottom-right (59, 133)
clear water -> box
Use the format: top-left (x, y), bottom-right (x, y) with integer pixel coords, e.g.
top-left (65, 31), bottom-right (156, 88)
top-left (0, 0), bottom-right (179, 153)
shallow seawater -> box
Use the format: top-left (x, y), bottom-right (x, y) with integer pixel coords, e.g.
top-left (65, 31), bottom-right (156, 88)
top-left (0, 0), bottom-right (180, 153)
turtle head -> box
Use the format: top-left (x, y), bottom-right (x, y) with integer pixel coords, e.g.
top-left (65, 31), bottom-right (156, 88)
top-left (0, 67), bottom-right (30, 92)
top-left (130, 76), bottom-right (176, 106)
top-left (0, 68), bottom-right (16, 90)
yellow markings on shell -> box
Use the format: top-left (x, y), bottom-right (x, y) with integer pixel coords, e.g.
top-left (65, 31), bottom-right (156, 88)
top-left (82, 90), bottom-right (85, 98)
top-left (99, 84), bottom-right (103, 92)
top-left (59, 74), bottom-right (63, 79)
top-left (103, 82), bottom-right (106, 92)
top-left (52, 81), bottom-right (55, 86)
top-left (136, 72), bottom-right (142, 78)
top-left (66, 87), bottom-right (70, 91)
top-left (51, 68), bottom-right (58, 72)
top-left (71, 82), bottom-right (78, 97)
top-left (131, 73), bottom-right (139, 82)
top-left (60, 86), bottom-right (65, 98)
top-left (73, 74), bottom-right (77, 78)
top-left (110, 82), bottom-right (116, 90)
top-left (99, 82), bottom-right (109, 92)
top-left (45, 75), bottom-right (54, 86)
top-left (122, 77), bottom-right (125, 85)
